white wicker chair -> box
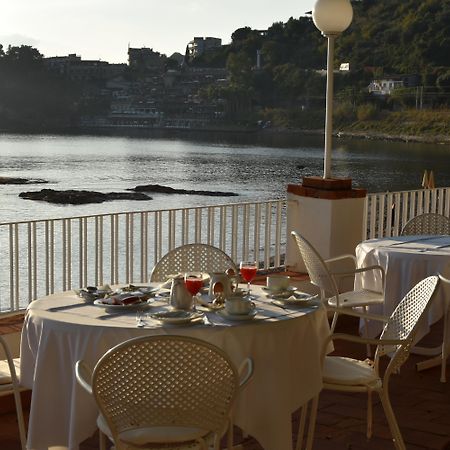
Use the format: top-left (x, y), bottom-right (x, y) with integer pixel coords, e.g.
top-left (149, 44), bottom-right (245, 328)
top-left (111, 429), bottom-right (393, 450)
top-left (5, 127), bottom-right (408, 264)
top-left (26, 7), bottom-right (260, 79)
top-left (303, 276), bottom-right (439, 450)
top-left (401, 213), bottom-right (450, 236)
top-left (150, 244), bottom-right (238, 282)
top-left (0, 335), bottom-right (27, 450)
top-left (76, 335), bottom-right (253, 450)
top-left (291, 231), bottom-right (386, 348)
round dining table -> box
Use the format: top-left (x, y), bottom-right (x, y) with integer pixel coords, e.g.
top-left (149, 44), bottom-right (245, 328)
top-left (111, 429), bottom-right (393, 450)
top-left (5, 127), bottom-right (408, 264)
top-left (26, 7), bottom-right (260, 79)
top-left (20, 284), bottom-right (330, 450)
top-left (355, 235), bottom-right (450, 340)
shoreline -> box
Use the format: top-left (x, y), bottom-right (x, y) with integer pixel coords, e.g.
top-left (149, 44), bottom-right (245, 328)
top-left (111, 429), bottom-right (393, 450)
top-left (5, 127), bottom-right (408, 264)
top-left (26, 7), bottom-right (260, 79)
top-left (1, 125), bottom-right (450, 146)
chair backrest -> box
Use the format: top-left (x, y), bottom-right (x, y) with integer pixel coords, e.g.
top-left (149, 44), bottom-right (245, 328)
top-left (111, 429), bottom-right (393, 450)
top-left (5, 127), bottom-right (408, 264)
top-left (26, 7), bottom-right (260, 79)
top-left (150, 243), bottom-right (238, 282)
top-left (375, 275), bottom-right (439, 374)
top-left (401, 213), bottom-right (450, 236)
top-left (290, 231), bottom-right (339, 298)
top-left (92, 335), bottom-right (239, 443)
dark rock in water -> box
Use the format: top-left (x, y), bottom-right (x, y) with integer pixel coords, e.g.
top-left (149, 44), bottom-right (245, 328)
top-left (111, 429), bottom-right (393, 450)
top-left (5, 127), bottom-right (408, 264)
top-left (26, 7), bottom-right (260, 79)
top-left (131, 184), bottom-right (238, 197)
top-left (0, 176), bottom-right (48, 185)
top-left (19, 189), bottom-right (151, 205)
top-left (297, 165), bottom-right (305, 170)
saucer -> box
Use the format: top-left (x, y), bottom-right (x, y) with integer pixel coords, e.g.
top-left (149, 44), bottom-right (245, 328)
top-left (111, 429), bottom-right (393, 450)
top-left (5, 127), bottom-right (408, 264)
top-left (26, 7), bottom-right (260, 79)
top-left (94, 297), bottom-right (153, 312)
top-left (217, 309), bottom-right (257, 321)
top-left (150, 310), bottom-right (204, 325)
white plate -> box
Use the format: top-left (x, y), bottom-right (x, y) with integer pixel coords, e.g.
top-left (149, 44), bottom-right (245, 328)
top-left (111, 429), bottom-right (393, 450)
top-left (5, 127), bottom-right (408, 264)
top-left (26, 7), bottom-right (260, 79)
top-left (94, 295), bottom-right (153, 311)
top-left (262, 286), bottom-right (297, 295)
top-left (272, 295), bottom-right (316, 307)
top-left (217, 308), bottom-right (258, 321)
top-left (150, 310), bottom-right (204, 324)
top-left (270, 291), bottom-right (312, 301)
top-left (118, 285), bottom-right (159, 295)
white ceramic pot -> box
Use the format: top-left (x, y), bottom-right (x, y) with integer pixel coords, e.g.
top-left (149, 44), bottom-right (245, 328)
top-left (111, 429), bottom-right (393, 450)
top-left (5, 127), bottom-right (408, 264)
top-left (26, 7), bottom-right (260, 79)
top-left (225, 295), bottom-right (255, 315)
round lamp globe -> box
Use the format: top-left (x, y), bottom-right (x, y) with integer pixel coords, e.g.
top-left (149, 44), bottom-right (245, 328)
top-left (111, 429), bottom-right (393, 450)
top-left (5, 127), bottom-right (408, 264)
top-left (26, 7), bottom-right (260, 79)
top-left (312, 0), bottom-right (353, 35)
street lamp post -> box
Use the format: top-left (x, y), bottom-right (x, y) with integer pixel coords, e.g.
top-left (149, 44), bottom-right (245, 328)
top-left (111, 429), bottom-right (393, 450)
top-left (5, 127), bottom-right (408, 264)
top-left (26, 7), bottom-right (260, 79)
top-left (286, 1), bottom-right (366, 278)
top-left (312, 0), bottom-right (353, 179)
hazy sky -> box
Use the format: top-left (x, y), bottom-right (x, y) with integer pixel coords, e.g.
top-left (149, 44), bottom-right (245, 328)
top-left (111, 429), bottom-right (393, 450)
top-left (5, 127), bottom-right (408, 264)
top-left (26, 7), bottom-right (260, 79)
top-left (1, 0), bottom-right (316, 63)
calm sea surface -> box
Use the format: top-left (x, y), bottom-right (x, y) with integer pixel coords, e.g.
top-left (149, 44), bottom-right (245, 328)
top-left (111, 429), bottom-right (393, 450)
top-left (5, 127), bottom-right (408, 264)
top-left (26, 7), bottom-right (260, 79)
top-left (1, 131), bottom-right (449, 223)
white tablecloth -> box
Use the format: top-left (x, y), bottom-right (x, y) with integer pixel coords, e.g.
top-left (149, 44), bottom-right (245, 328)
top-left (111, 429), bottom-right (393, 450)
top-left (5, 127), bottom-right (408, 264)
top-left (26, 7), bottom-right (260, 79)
top-left (355, 235), bottom-right (450, 338)
top-left (20, 285), bottom-right (330, 450)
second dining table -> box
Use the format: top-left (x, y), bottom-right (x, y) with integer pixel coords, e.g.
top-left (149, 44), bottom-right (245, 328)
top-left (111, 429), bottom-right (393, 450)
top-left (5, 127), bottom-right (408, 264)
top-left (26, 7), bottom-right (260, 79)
top-left (20, 283), bottom-right (330, 450)
top-left (355, 234), bottom-right (450, 340)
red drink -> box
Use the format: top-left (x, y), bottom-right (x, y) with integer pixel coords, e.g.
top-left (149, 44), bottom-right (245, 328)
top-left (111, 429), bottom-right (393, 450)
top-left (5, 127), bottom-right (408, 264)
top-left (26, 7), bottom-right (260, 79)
top-left (185, 277), bottom-right (203, 296)
top-left (240, 266), bottom-right (257, 283)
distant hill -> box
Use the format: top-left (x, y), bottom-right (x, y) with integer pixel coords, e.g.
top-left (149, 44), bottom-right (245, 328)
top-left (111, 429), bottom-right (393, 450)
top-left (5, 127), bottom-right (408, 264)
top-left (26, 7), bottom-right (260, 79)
top-left (195, 0), bottom-right (450, 75)
top-left (192, 0), bottom-right (450, 125)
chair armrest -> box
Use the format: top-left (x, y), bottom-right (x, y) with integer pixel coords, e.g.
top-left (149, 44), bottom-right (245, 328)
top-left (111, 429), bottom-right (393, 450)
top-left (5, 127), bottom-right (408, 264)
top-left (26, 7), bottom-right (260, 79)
top-left (325, 254), bottom-right (357, 265)
top-left (75, 360), bottom-right (93, 395)
top-left (0, 335), bottom-right (20, 386)
top-left (326, 306), bottom-right (389, 322)
top-left (329, 333), bottom-right (406, 347)
top-left (331, 264), bottom-right (385, 285)
top-left (439, 273), bottom-right (450, 284)
top-left (321, 332), bottom-right (407, 360)
top-left (238, 357), bottom-right (253, 388)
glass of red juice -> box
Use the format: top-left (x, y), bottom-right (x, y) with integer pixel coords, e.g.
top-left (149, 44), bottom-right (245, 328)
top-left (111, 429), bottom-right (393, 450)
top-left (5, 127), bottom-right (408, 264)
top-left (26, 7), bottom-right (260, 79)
top-left (239, 261), bottom-right (257, 298)
top-left (184, 272), bottom-right (203, 311)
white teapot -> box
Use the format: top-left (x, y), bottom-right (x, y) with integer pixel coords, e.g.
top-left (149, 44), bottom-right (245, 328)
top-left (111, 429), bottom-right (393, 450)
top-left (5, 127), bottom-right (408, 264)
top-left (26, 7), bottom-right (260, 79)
top-left (208, 272), bottom-right (234, 299)
top-left (169, 275), bottom-right (193, 310)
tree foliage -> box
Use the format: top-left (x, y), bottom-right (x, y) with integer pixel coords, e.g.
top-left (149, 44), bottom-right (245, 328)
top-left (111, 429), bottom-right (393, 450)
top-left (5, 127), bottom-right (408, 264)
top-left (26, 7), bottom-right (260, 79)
top-left (194, 0), bottom-right (450, 117)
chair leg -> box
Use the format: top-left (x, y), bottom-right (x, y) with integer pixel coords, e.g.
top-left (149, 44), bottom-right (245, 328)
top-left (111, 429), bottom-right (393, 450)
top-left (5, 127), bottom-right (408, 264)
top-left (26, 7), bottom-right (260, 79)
top-left (295, 402), bottom-right (308, 450)
top-left (227, 419), bottom-right (234, 450)
top-left (99, 430), bottom-right (107, 450)
top-left (441, 302), bottom-right (449, 383)
top-left (367, 389), bottom-right (373, 439)
top-left (364, 307), bottom-right (371, 357)
top-left (12, 389), bottom-right (27, 450)
top-left (378, 389), bottom-right (405, 450)
top-left (305, 396), bottom-right (319, 450)
top-left (330, 312), bottom-right (339, 333)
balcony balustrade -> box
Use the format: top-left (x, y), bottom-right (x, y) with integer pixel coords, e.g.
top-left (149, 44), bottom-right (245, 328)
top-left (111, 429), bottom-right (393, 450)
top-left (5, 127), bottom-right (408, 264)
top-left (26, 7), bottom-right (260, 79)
top-left (0, 187), bottom-right (449, 314)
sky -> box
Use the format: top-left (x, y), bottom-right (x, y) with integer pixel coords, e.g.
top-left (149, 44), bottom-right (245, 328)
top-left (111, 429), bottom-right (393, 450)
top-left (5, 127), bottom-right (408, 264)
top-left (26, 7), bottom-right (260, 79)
top-left (1, 0), bottom-right (316, 63)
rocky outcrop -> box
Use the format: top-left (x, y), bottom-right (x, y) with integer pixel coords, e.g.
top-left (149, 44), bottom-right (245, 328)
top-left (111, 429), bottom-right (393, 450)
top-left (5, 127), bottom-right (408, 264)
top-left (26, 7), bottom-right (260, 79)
top-left (0, 176), bottom-right (48, 185)
top-left (19, 189), bottom-right (151, 205)
top-left (130, 184), bottom-right (238, 197)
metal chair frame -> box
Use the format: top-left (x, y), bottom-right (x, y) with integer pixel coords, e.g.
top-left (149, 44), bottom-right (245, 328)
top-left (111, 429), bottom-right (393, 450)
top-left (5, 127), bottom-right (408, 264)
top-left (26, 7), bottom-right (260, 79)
top-left (290, 231), bottom-right (386, 341)
top-left (299, 276), bottom-right (439, 450)
top-left (150, 244), bottom-right (238, 282)
top-left (401, 213), bottom-right (450, 236)
top-left (76, 335), bottom-right (252, 450)
top-left (0, 335), bottom-right (27, 450)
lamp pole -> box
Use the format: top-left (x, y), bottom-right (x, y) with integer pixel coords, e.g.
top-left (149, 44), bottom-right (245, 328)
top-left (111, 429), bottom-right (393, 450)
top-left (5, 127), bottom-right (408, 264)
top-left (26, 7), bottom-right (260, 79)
top-left (323, 33), bottom-right (336, 179)
top-left (312, 0), bottom-right (353, 179)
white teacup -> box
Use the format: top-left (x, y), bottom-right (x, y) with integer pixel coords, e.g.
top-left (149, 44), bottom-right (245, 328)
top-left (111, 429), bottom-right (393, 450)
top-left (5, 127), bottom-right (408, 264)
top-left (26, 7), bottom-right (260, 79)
top-left (225, 296), bottom-right (255, 315)
top-left (266, 275), bottom-right (290, 292)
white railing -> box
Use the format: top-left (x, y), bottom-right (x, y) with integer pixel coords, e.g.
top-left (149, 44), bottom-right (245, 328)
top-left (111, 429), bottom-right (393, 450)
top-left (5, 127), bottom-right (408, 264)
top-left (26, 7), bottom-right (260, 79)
top-left (365, 187), bottom-right (450, 239)
top-left (0, 199), bottom-right (286, 312)
top-left (2, 186), bottom-right (450, 314)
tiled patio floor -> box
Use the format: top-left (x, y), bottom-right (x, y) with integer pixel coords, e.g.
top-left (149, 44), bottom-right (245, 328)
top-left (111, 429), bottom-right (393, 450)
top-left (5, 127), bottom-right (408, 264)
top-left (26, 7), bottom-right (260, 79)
top-left (1, 275), bottom-right (450, 449)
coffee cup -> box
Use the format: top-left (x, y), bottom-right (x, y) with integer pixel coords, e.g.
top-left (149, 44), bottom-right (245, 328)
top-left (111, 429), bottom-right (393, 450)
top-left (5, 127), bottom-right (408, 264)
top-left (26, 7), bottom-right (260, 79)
top-left (225, 295), bottom-right (255, 315)
top-left (266, 275), bottom-right (290, 292)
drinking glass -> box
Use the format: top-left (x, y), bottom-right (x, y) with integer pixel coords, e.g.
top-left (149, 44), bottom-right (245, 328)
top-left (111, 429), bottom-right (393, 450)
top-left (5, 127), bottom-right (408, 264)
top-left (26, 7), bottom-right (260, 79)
top-left (184, 272), bottom-right (203, 311)
top-left (240, 261), bottom-right (257, 299)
